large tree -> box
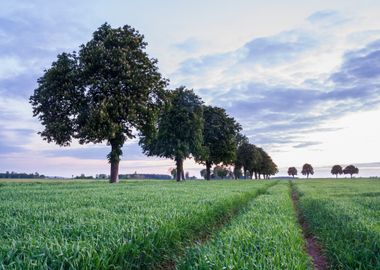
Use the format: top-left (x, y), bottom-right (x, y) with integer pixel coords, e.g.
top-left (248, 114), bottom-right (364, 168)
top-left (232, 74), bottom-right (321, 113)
top-left (140, 87), bottom-right (204, 181)
top-left (331, 165), bottom-right (343, 178)
top-left (196, 106), bottom-right (241, 180)
top-left (343, 165), bottom-right (359, 178)
top-left (30, 23), bottom-right (168, 183)
top-left (301, 163), bottom-right (314, 178)
top-left (288, 167), bottom-right (297, 178)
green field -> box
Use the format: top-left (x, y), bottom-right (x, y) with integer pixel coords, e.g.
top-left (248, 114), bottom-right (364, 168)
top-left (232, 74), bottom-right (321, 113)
top-left (0, 179), bottom-right (379, 269)
top-left (294, 179), bottom-right (380, 269)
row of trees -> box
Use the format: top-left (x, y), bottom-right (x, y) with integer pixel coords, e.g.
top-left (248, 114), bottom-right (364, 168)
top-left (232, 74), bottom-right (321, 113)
top-left (288, 164), bottom-right (359, 178)
top-left (0, 172), bottom-right (45, 179)
top-left (30, 23), bottom-right (277, 183)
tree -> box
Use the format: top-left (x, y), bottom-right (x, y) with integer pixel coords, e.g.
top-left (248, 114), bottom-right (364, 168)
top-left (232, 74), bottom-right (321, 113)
top-left (170, 168), bottom-right (177, 180)
top-left (200, 169), bottom-right (207, 180)
top-left (331, 165), bottom-right (343, 178)
top-left (257, 148), bottom-right (278, 179)
top-left (343, 165), bottom-right (359, 178)
top-left (196, 106), bottom-right (241, 180)
top-left (236, 142), bottom-right (261, 179)
top-left (213, 165), bottom-right (229, 179)
top-left (288, 167), bottom-right (297, 178)
top-left (30, 23), bottom-right (168, 183)
top-left (301, 163), bottom-right (314, 178)
top-left (140, 87), bottom-right (204, 181)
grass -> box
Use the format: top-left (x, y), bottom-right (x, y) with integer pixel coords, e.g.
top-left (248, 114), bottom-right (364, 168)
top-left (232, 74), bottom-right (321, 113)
top-left (1, 178), bottom-right (378, 269)
top-left (176, 182), bottom-right (312, 270)
top-left (294, 179), bottom-right (380, 269)
top-left (0, 180), bottom-right (273, 269)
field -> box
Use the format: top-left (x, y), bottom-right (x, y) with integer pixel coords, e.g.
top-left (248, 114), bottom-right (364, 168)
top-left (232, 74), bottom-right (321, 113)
top-left (0, 179), bottom-right (379, 269)
top-left (294, 179), bottom-right (380, 269)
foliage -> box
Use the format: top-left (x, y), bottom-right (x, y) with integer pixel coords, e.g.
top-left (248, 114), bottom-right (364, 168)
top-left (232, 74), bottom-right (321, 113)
top-left (257, 147), bottom-right (278, 179)
top-left (331, 165), bottom-right (343, 178)
top-left (236, 142), bottom-right (261, 179)
top-left (343, 165), bottom-right (359, 178)
top-left (213, 165), bottom-right (230, 179)
top-left (196, 106), bottom-right (241, 180)
top-left (200, 169), bottom-right (207, 179)
top-left (30, 23), bottom-right (168, 183)
top-left (0, 180), bottom-right (272, 269)
top-left (177, 182), bottom-right (311, 269)
top-left (140, 86), bottom-right (204, 181)
top-left (288, 167), bottom-right (298, 178)
top-left (301, 163), bottom-right (314, 178)
top-left (295, 179), bottom-right (380, 269)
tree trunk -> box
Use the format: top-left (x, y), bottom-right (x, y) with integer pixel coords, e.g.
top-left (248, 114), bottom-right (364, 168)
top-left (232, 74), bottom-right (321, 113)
top-left (175, 158), bottom-right (183, 182)
top-left (109, 141), bottom-right (122, 183)
top-left (110, 160), bottom-right (119, 183)
top-left (206, 161), bottom-right (211, 180)
top-left (254, 171), bottom-right (258, 179)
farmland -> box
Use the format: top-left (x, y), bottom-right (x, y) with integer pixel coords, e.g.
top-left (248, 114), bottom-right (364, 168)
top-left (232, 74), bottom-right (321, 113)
top-left (0, 179), bottom-right (379, 269)
top-left (294, 179), bottom-right (380, 269)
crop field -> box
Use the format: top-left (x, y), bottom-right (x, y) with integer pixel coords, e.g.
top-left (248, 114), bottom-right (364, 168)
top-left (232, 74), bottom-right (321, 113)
top-left (0, 179), bottom-right (379, 270)
top-left (294, 179), bottom-right (380, 269)
top-left (177, 182), bottom-right (311, 269)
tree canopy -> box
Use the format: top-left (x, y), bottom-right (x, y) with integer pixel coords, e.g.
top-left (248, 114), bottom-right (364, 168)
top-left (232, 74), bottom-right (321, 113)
top-left (331, 165), bottom-right (343, 178)
top-left (196, 105), bottom-right (241, 180)
top-left (140, 86), bottom-right (204, 181)
top-left (343, 165), bottom-right (359, 178)
top-left (30, 23), bottom-right (168, 183)
top-left (288, 167), bottom-right (297, 178)
top-left (301, 163), bottom-right (314, 178)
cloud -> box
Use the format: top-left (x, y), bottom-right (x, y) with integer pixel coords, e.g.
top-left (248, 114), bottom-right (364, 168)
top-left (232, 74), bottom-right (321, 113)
top-left (307, 10), bottom-right (350, 26)
top-left (184, 34), bottom-right (380, 151)
top-left (173, 38), bottom-right (202, 53)
top-left (330, 39), bottom-right (380, 85)
top-left (293, 141), bottom-right (322, 149)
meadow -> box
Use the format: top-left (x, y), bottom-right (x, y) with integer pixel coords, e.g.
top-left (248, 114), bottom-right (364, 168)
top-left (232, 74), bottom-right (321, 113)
top-left (0, 179), bottom-right (379, 269)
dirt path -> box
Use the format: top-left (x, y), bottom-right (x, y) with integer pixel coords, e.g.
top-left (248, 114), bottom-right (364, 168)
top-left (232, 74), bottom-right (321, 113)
top-left (290, 182), bottom-right (329, 270)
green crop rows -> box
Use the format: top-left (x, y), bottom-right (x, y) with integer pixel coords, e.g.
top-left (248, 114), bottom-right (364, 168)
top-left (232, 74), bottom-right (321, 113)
top-left (294, 179), bottom-right (380, 269)
top-left (0, 179), bottom-right (379, 269)
top-left (177, 182), bottom-right (311, 269)
top-left (0, 180), bottom-right (272, 269)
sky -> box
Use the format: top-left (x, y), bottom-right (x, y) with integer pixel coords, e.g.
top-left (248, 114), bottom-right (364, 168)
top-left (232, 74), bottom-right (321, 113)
top-left (1, 0), bottom-right (380, 178)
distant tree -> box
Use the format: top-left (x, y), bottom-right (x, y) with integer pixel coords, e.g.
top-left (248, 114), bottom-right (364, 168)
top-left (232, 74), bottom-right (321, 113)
top-left (236, 142), bottom-right (261, 179)
top-left (185, 172), bottom-right (190, 180)
top-left (331, 165), bottom-right (343, 178)
top-left (170, 168), bottom-right (177, 180)
top-left (233, 166), bottom-right (242, 179)
top-left (256, 148), bottom-right (278, 179)
top-left (30, 23), bottom-right (168, 183)
top-left (288, 167), bottom-right (297, 178)
top-left (140, 87), bottom-right (204, 182)
top-left (213, 165), bottom-right (229, 179)
top-left (301, 163), bottom-right (314, 178)
top-left (200, 169), bottom-right (207, 179)
top-left (343, 165), bottom-right (359, 178)
top-left (196, 106), bottom-right (241, 180)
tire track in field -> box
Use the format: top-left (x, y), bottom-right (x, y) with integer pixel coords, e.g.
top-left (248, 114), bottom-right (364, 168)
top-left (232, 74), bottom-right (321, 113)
top-left (159, 180), bottom-right (279, 270)
top-left (289, 181), bottom-right (329, 270)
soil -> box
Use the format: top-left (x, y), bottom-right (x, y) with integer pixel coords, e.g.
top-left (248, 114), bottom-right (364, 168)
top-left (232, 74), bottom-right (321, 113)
top-left (291, 188), bottom-right (329, 270)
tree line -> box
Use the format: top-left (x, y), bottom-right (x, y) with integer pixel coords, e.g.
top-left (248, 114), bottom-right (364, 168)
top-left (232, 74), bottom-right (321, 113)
top-left (30, 23), bottom-right (278, 183)
top-left (0, 172), bottom-right (46, 179)
top-left (287, 164), bottom-right (359, 178)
